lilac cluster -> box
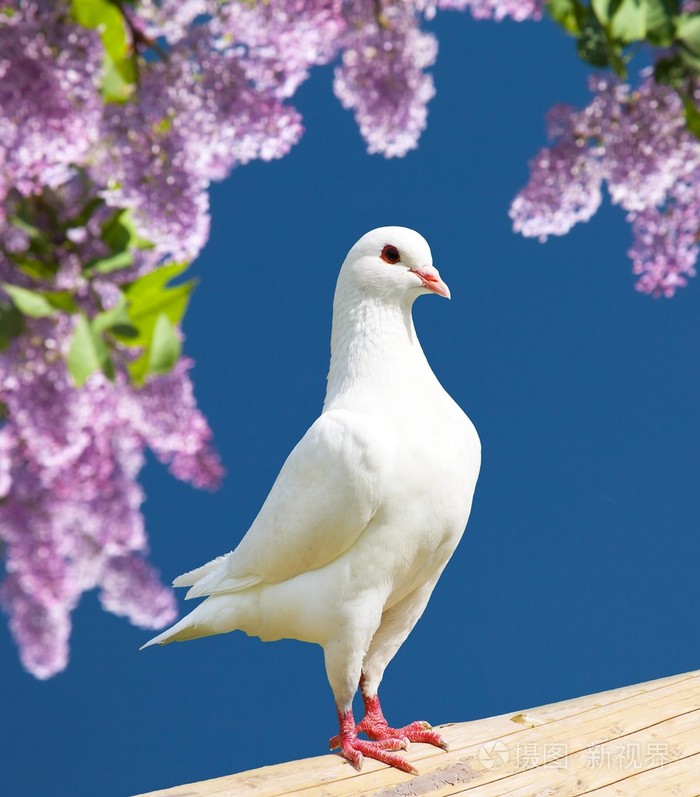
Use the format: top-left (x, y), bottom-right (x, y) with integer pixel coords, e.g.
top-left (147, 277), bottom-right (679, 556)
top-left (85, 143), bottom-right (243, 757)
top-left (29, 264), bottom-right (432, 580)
top-left (94, 23), bottom-right (304, 260)
top-left (628, 171), bottom-right (700, 296)
top-left (0, 346), bottom-right (221, 678)
top-left (334, 3), bottom-right (438, 157)
top-left (331, 0), bottom-right (540, 157)
top-left (511, 72), bottom-right (700, 297)
top-left (0, 2), bottom-right (102, 215)
top-left (0, 171), bottom-right (224, 678)
top-left (216, 0), bottom-right (346, 99)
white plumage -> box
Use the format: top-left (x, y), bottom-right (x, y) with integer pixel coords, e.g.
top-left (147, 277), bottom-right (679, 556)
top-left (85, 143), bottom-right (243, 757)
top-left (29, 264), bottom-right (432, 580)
top-left (143, 227), bottom-right (480, 773)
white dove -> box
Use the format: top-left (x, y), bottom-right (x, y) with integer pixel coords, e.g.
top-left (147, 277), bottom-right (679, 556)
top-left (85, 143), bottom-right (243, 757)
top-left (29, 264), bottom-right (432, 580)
top-left (143, 226), bottom-right (481, 774)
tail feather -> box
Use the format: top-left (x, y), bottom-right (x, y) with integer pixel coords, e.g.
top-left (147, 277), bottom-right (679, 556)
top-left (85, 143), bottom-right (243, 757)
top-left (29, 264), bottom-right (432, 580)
top-left (172, 554), bottom-right (229, 588)
top-left (140, 616), bottom-right (210, 649)
top-left (140, 593), bottom-right (246, 650)
top-left (184, 570), bottom-right (259, 600)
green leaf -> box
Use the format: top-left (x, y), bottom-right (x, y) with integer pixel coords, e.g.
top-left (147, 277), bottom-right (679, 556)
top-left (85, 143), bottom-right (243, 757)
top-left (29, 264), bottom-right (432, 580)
top-left (71, 0), bottom-right (128, 61)
top-left (128, 314), bottom-right (181, 385)
top-left (92, 294), bottom-right (137, 337)
top-left (111, 322), bottom-right (140, 339)
top-left (124, 261), bottom-right (190, 299)
top-left (0, 304), bottom-right (24, 350)
top-left (100, 52), bottom-right (136, 103)
top-left (547, 0), bottom-right (585, 34)
top-left (12, 256), bottom-right (57, 282)
top-left (682, 94), bottom-right (700, 140)
top-left (85, 209), bottom-right (153, 273)
top-left (577, 7), bottom-right (629, 75)
top-left (120, 263), bottom-right (195, 345)
top-left (679, 44), bottom-right (700, 71)
top-left (91, 249), bottom-right (134, 274)
top-left (577, 11), bottom-right (613, 67)
top-left (609, 0), bottom-right (647, 42)
top-left (119, 266), bottom-right (193, 384)
top-left (69, 196), bottom-right (105, 229)
top-left (2, 284), bottom-right (78, 317)
top-left (102, 208), bottom-right (152, 252)
top-left (127, 281), bottom-right (194, 335)
top-left (71, 0), bottom-right (114, 30)
top-left (8, 215), bottom-right (44, 242)
top-left (70, 0), bottom-right (136, 103)
top-left (654, 55), bottom-right (688, 88)
top-left (677, 13), bottom-right (700, 56)
top-left (127, 352), bottom-right (149, 385)
top-left (43, 291), bottom-right (79, 314)
top-left (3, 284), bottom-right (57, 318)
top-left (591, 0), bottom-right (612, 24)
top-left (148, 313), bottom-right (181, 375)
top-left (67, 315), bottom-right (114, 386)
top-left (644, 0), bottom-right (678, 45)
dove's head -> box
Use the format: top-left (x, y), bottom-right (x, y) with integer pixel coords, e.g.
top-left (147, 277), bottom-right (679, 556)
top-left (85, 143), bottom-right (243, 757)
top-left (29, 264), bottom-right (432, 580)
top-left (339, 226), bottom-right (450, 303)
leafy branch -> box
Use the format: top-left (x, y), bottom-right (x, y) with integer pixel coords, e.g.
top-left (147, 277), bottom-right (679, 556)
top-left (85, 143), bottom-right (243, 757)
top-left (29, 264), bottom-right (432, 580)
top-left (547, 0), bottom-right (700, 136)
top-left (1, 195), bottom-right (193, 387)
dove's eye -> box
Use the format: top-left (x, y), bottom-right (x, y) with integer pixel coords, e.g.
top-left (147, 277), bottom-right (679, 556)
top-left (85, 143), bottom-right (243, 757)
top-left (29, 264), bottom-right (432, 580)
top-left (381, 245), bottom-right (401, 264)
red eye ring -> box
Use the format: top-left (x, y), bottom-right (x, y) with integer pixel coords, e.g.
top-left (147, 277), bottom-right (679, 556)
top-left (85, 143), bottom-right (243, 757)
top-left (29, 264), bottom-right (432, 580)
top-left (380, 245), bottom-right (401, 264)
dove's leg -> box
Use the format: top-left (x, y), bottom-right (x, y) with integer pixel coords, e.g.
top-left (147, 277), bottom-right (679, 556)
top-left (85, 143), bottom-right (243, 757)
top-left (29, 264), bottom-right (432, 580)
top-left (357, 582), bottom-right (448, 751)
top-left (356, 678), bottom-right (448, 750)
top-left (325, 611), bottom-right (418, 774)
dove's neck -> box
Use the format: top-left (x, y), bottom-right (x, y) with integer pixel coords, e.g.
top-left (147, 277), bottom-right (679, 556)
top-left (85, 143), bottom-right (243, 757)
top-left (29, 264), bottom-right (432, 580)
top-left (324, 287), bottom-right (438, 411)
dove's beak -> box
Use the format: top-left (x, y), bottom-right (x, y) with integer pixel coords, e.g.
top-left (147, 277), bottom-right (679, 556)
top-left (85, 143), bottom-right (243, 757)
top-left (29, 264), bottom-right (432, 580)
top-left (410, 267), bottom-right (451, 299)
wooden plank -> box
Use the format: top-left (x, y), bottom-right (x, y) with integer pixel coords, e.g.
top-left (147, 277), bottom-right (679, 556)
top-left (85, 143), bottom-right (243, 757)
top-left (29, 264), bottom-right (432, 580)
top-left (582, 752), bottom-right (700, 796)
top-left (134, 669), bottom-right (700, 797)
top-left (442, 709), bottom-right (700, 797)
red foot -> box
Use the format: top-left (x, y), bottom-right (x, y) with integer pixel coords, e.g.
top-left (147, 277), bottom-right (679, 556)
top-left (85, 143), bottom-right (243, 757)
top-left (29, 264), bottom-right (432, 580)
top-left (330, 707), bottom-right (418, 775)
top-left (357, 693), bottom-right (449, 751)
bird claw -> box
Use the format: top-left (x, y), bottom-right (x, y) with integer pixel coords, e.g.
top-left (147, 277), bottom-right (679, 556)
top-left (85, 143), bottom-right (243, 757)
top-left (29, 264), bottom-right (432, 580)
top-left (330, 732), bottom-right (406, 752)
top-left (336, 734), bottom-right (418, 775)
top-left (358, 717), bottom-right (449, 752)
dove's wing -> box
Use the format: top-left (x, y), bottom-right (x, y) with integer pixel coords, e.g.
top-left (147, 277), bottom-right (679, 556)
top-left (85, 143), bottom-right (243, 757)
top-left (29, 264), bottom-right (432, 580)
top-left (183, 409), bottom-right (383, 599)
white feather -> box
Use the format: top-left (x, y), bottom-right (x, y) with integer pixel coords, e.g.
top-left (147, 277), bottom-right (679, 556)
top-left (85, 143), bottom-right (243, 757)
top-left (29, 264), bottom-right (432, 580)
top-left (171, 554), bottom-right (228, 588)
top-left (183, 409), bottom-right (381, 600)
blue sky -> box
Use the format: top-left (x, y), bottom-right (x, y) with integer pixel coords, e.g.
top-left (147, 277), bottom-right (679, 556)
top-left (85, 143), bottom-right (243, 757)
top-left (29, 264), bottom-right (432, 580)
top-left (3, 11), bottom-right (700, 797)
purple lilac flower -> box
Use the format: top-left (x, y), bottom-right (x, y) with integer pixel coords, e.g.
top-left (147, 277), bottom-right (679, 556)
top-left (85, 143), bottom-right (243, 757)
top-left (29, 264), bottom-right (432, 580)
top-left (1, 574), bottom-right (74, 680)
top-left (334, 3), bottom-right (438, 158)
top-left (99, 555), bottom-right (177, 629)
top-left (95, 102), bottom-right (213, 263)
top-left (510, 104), bottom-right (604, 240)
top-left (511, 73), bottom-right (700, 296)
top-left (217, 0), bottom-right (346, 99)
top-left (131, 359), bottom-right (224, 490)
top-left (629, 172), bottom-right (700, 297)
top-left (0, 330), bottom-right (221, 678)
top-left (136, 0), bottom-right (216, 44)
top-left (583, 76), bottom-right (693, 213)
top-left (94, 25), bottom-right (303, 261)
top-left (0, 2), bottom-right (102, 203)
